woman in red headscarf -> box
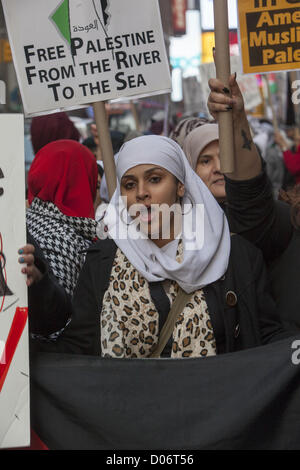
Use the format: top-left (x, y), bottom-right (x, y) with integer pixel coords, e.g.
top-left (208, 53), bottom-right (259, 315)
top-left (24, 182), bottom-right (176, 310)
top-left (30, 112), bottom-right (80, 155)
top-left (26, 139), bottom-right (98, 301)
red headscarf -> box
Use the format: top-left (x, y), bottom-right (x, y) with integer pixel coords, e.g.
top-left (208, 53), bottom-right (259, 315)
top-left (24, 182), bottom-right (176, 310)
top-left (27, 140), bottom-right (98, 218)
top-left (30, 112), bottom-right (80, 154)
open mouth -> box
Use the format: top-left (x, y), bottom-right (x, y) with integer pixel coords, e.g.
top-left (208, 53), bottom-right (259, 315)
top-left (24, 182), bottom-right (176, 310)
top-left (139, 206), bottom-right (155, 223)
top-left (213, 178), bottom-right (225, 185)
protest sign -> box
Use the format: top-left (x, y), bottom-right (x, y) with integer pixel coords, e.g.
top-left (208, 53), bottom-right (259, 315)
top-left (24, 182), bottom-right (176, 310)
top-left (275, 72), bottom-right (288, 123)
top-left (182, 76), bottom-right (207, 115)
top-left (289, 70), bottom-right (300, 126)
top-left (230, 56), bottom-right (262, 110)
top-left (1, 0), bottom-right (171, 116)
top-left (200, 0), bottom-right (238, 31)
top-left (0, 114), bottom-right (29, 449)
top-left (238, 0), bottom-right (300, 74)
top-left (199, 55), bottom-right (262, 113)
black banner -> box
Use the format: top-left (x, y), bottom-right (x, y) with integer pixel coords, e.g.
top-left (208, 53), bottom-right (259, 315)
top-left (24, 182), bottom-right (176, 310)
top-left (30, 337), bottom-right (300, 450)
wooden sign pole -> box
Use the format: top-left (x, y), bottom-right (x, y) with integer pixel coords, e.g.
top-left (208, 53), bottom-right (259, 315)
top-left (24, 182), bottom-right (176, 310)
top-left (163, 94), bottom-right (170, 137)
top-left (130, 101), bottom-right (141, 132)
top-left (93, 101), bottom-right (117, 200)
top-left (213, 0), bottom-right (235, 174)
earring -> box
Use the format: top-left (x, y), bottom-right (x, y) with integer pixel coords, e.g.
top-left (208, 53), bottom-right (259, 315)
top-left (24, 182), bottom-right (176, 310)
top-left (120, 207), bottom-right (137, 226)
top-left (181, 194), bottom-right (194, 215)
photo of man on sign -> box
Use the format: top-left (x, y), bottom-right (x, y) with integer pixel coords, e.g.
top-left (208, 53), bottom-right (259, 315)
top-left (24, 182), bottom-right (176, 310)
top-left (0, 170), bottom-right (13, 299)
top-left (0, 115), bottom-right (29, 450)
top-left (0, 249), bottom-right (13, 297)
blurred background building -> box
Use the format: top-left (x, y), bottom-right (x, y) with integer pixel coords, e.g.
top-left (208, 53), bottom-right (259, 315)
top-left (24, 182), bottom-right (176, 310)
top-left (0, 0), bottom-right (299, 178)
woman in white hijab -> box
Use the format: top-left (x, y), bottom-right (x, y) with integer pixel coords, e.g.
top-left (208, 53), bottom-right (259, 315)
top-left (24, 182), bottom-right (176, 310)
top-left (102, 135), bottom-right (230, 294)
top-left (32, 135), bottom-right (290, 358)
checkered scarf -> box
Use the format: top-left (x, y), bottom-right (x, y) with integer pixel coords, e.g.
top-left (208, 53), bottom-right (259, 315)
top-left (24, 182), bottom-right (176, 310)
top-left (26, 198), bottom-right (98, 296)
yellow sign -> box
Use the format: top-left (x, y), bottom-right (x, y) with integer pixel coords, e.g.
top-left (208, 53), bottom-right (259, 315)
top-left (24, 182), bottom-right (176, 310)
top-left (238, 0), bottom-right (300, 73)
top-left (0, 40), bottom-right (12, 63)
top-left (201, 32), bottom-right (215, 64)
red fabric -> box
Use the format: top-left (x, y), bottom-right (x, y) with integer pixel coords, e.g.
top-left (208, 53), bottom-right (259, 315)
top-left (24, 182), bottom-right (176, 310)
top-left (283, 145), bottom-right (300, 183)
top-left (27, 140), bottom-right (98, 218)
top-left (30, 112), bottom-right (80, 154)
top-left (28, 430), bottom-right (49, 450)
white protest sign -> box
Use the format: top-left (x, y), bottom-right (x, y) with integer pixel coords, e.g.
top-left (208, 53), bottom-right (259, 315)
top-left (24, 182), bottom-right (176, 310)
top-left (230, 56), bottom-right (262, 110)
top-left (275, 72), bottom-right (288, 123)
top-left (0, 115), bottom-right (29, 449)
top-left (199, 55), bottom-right (262, 113)
top-left (182, 76), bottom-right (208, 115)
top-left (2, 0), bottom-right (171, 116)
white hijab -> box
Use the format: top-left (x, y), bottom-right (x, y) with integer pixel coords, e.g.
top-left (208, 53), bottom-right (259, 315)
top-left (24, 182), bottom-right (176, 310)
top-left (103, 135), bottom-right (230, 293)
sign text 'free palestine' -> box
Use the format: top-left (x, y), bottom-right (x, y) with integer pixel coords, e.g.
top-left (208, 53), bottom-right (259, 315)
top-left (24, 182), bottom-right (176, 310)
top-left (1, 0), bottom-right (171, 116)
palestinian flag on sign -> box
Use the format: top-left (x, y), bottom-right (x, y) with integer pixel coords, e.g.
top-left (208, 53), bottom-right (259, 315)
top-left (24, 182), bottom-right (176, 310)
top-left (93, 0), bottom-right (111, 35)
top-left (99, 0), bottom-right (110, 28)
top-left (51, 0), bottom-right (72, 48)
top-left (51, 0), bottom-right (111, 48)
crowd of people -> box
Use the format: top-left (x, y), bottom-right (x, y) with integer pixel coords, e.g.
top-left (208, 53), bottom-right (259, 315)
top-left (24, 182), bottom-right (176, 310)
top-left (17, 75), bottom-right (300, 360)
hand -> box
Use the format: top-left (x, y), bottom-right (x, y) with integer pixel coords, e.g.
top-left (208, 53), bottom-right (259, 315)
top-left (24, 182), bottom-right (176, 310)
top-left (274, 131), bottom-right (289, 151)
top-left (91, 123), bottom-right (99, 148)
top-left (207, 73), bottom-right (245, 122)
top-left (18, 244), bottom-right (44, 287)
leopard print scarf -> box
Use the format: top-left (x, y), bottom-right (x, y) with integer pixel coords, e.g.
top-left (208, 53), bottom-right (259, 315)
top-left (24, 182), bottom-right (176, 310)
top-left (100, 242), bottom-right (217, 359)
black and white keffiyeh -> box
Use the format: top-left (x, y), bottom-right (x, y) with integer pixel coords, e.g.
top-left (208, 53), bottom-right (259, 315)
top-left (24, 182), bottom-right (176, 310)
top-left (26, 198), bottom-right (98, 296)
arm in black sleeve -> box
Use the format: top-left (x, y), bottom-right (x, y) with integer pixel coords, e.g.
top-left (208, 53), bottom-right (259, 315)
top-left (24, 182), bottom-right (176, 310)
top-left (251, 245), bottom-right (299, 344)
top-left (225, 168), bottom-right (293, 264)
top-left (30, 250), bottom-right (101, 356)
top-left (26, 231), bottom-right (71, 336)
top-left (28, 271), bottom-right (71, 336)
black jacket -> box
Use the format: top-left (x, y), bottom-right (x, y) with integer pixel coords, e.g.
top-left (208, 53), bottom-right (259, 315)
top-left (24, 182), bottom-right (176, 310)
top-left (31, 235), bottom-right (294, 357)
top-left (225, 170), bottom-right (293, 264)
top-left (27, 231), bottom-right (71, 336)
top-left (225, 170), bottom-right (300, 329)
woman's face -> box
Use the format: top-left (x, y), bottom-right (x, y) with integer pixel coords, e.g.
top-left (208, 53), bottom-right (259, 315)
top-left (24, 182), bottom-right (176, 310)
top-left (195, 140), bottom-right (226, 203)
top-left (120, 164), bottom-right (185, 247)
